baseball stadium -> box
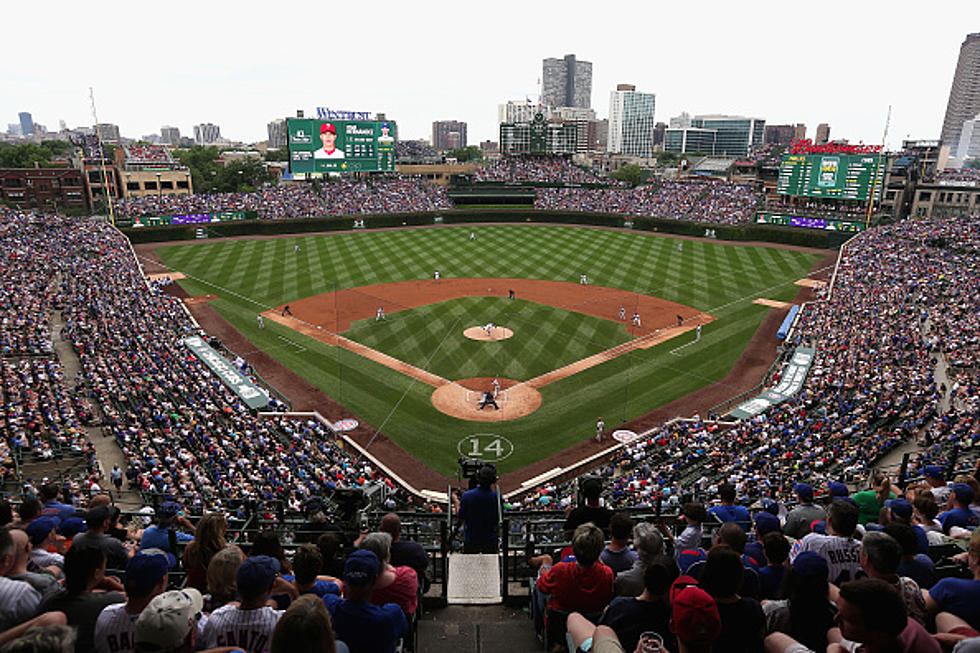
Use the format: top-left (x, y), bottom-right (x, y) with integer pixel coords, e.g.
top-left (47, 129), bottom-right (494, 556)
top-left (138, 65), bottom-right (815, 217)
top-left (0, 132), bottom-right (978, 652)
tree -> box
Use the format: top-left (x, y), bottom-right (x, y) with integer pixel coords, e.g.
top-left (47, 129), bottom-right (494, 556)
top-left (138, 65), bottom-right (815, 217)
top-left (655, 151), bottom-right (680, 166)
top-left (264, 149), bottom-right (289, 162)
top-left (609, 164), bottom-right (645, 187)
top-left (965, 158), bottom-right (980, 170)
top-left (212, 158), bottom-right (272, 193)
top-left (447, 145), bottom-right (483, 163)
top-left (173, 145), bottom-right (222, 193)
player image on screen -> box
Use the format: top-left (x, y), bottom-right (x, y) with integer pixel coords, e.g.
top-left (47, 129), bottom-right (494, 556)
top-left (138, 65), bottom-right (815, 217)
top-left (314, 123), bottom-right (345, 159)
top-left (378, 123), bottom-right (394, 143)
top-left (818, 157), bottom-right (839, 187)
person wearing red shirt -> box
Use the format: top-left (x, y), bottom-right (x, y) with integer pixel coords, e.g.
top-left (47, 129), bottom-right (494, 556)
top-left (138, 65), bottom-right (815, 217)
top-left (536, 522), bottom-right (614, 614)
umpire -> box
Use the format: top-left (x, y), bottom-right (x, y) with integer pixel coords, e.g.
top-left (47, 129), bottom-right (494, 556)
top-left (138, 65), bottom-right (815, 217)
top-left (458, 466), bottom-right (502, 553)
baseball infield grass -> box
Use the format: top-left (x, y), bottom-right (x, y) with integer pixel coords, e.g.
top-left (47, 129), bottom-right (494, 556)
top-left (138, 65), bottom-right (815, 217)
top-left (157, 224), bottom-right (824, 477)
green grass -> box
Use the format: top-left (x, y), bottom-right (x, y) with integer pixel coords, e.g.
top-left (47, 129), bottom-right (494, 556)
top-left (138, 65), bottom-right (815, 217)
top-left (157, 224), bottom-right (824, 477)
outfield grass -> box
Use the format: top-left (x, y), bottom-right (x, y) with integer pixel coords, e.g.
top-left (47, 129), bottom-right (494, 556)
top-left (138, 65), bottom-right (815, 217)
top-left (157, 224), bottom-right (824, 477)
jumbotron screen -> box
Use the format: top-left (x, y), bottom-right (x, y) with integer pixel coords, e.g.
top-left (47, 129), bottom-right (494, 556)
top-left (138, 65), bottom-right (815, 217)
top-left (288, 119), bottom-right (395, 174)
top-left (776, 153), bottom-right (883, 201)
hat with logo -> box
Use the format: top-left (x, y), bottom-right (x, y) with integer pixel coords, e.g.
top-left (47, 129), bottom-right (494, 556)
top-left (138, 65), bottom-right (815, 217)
top-left (753, 512), bottom-right (781, 536)
top-left (125, 550), bottom-right (171, 595)
top-left (320, 123), bottom-right (337, 134)
top-left (828, 482), bottom-right (849, 498)
top-left (792, 551), bottom-right (829, 581)
top-left (885, 498), bottom-right (913, 521)
top-left (134, 588), bottom-right (203, 652)
top-left (25, 516), bottom-right (60, 545)
top-left (156, 502), bottom-right (181, 519)
top-left (236, 555), bottom-right (280, 596)
top-left (923, 465), bottom-right (944, 480)
top-left (670, 576), bottom-right (722, 644)
top-left (344, 549), bottom-right (380, 586)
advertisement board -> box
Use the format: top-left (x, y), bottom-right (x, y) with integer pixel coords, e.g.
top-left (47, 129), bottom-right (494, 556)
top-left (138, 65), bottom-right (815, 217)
top-left (776, 153), bottom-right (883, 201)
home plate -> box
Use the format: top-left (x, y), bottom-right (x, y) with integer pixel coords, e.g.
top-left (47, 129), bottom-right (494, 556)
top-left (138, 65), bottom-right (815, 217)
top-left (753, 298), bottom-right (792, 309)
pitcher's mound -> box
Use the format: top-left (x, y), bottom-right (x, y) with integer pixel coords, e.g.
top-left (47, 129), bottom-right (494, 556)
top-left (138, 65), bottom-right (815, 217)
top-left (463, 326), bottom-right (514, 341)
top-left (431, 377), bottom-right (541, 422)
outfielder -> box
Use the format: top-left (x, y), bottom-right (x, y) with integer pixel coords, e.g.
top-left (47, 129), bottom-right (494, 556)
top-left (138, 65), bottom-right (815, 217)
top-left (632, 312), bottom-right (641, 328)
top-left (257, 315), bottom-right (264, 329)
top-left (469, 231), bottom-right (476, 241)
top-left (580, 273), bottom-right (588, 285)
top-left (677, 242), bottom-right (683, 252)
top-left (294, 244), bottom-right (300, 253)
top-left (376, 307), bottom-right (386, 321)
top-left (434, 270), bottom-right (440, 281)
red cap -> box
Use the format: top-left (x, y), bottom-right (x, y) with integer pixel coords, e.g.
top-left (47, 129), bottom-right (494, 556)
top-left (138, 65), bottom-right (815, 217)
top-left (670, 576), bottom-right (721, 644)
top-left (320, 123), bottom-right (336, 134)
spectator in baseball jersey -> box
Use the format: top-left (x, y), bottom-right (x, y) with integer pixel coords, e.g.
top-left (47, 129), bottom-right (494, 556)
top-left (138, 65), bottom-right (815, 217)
top-left (93, 549), bottom-right (172, 653)
top-left (924, 529), bottom-right (980, 630)
top-left (270, 594), bottom-right (350, 653)
top-left (698, 545), bottom-right (764, 653)
top-left (133, 588), bottom-right (204, 653)
top-left (938, 484), bottom-right (979, 534)
top-left (379, 513), bottom-right (430, 593)
top-left (72, 506), bottom-right (133, 570)
top-left (201, 555), bottom-right (284, 652)
top-left (783, 483), bottom-right (826, 539)
top-left (358, 532), bottom-right (417, 617)
top-left (790, 499), bottom-right (862, 586)
top-left (761, 551), bottom-right (836, 652)
top-left (708, 484), bottom-right (750, 531)
top-left (322, 549), bottom-right (408, 653)
top-left (0, 528), bottom-right (42, 631)
top-left (600, 513), bottom-right (638, 574)
top-left (5, 529), bottom-right (61, 604)
top-left (614, 522), bottom-right (665, 597)
top-left (139, 502), bottom-right (194, 554)
top-left (858, 531), bottom-right (926, 624)
top-left (24, 516), bottom-right (64, 573)
top-left (43, 543), bottom-right (125, 653)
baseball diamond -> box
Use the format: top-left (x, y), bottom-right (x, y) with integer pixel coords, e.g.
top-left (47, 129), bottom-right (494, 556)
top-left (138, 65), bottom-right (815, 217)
top-left (151, 223), bottom-right (829, 486)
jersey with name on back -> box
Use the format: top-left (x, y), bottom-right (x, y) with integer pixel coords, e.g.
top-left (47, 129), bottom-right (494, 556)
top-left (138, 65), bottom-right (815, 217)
top-left (790, 533), bottom-right (863, 585)
top-left (201, 604), bottom-right (282, 653)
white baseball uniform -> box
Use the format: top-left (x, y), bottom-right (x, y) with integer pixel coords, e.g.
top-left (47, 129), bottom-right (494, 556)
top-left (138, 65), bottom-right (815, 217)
top-left (257, 315), bottom-right (264, 329)
top-left (492, 378), bottom-right (500, 397)
top-left (94, 603), bottom-right (140, 653)
top-left (580, 274), bottom-right (588, 285)
top-left (619, 307), bottom-right (626, 320)
top-left (632, 313), bottom-right (641, 327)
top-left (0, 577), bottom-right (41, 631)
top-left (201, 604), bottom-right (282, 652)
top-left (696, 324), bottom-right (701, 341)
top-left (790, 533), bottom-right (862, 585)
top-left (595, 418), bottom-right (605, 443)
top-left (376, 307), bottom-right (385, 321)
top-left (434, 270), bottom-right (440, 281)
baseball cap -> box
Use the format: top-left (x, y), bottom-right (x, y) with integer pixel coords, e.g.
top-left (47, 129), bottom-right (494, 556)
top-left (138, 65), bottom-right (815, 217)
top-left (794, 483), bottom-right (814, 501)
top-left (320, 122), bottom-right (336, 134)
top-left (923, 465), bottom-right (944, 480)
top-left (344, 549), bottom-right (380, 586)
top-left (885, 498), bottom-right (913, 521)
top-left (125, 550), bottom-right (171, 595)
top-left (25, 516), bottom-right (60, 544)
top-left (677, 548), bottom-right (707, 574)
top-left (670, 577), bottom-right (722, 644)
top-left (828, 482), bottom-right (849, 498)
top-left (952, 483), bottom-right (975, 504)
top-left (134, 588), bottom-right (203, 652)
top-left (792, 551), bottom-right (829, 581)
top-left (58, 516), bottom-right (86, 538)
top-left (236, 555), bottom-right (280, 596)
top-left (759, 498), bottom-right (780, 516)
top-left (753, 512), bottom-right (781, 536)
top-left (157, 502), bottom-right (181, 519)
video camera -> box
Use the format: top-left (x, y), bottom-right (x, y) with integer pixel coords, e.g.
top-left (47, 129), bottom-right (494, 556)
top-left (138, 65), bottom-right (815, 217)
top-left (458, 457), bottom-right (497, 489)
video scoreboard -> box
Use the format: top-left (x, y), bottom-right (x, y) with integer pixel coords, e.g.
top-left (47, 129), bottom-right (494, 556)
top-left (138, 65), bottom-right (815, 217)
top-left (288, 118), bottom-right (395, 174)
top-left (777, 153), bottom-right (883, 202)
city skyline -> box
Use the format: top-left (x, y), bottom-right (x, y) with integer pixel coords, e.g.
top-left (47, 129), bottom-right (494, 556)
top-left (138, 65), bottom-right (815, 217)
top-left (1, 0), bottom-right (976, 149)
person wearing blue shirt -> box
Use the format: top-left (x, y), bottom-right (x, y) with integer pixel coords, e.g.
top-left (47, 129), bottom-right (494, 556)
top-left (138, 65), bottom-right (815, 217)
top-left (924, 529), bottom-right (980, 629)
top-left (456, 466), bottom-right (502, 554)
top-left (707, 484), bottom-right (750, 531)
top-left (323, 550), bottom-right (407, 653)
top-left (140, 501), bottom-right (195, 553)
top-left (937, 484), bottom-right (979, 534)
top-left (39, 483), bottom-right (77, 522)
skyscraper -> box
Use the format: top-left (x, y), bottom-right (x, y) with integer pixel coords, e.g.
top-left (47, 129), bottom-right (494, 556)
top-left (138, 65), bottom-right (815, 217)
top-left (194, 123), bottom-right (221, 145)
top-left (815, 123), bottom-right (831, 145)
top-left (608, 84), bottom-right (656, 157)
top-left (541, 55), bottom-right (593, 109)
top-left (161, 126), bottom-right (181, 145)
top-left (18, 112), bottom-right (34, 137)
top-left (267, 119), bottom-right (287, 149)
top-left (432, 121), bottom-right (467, 151)
top-left (940, 33), bottom-right (980, 150)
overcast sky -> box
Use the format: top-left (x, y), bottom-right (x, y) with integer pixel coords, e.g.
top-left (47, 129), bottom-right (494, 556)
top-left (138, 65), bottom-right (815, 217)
top-left (2, 0), bottom-right (975, 149)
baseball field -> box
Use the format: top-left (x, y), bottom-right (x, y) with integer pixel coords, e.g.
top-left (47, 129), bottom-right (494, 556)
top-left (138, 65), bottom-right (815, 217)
top-left (154, 224), bottom-right (826, 482)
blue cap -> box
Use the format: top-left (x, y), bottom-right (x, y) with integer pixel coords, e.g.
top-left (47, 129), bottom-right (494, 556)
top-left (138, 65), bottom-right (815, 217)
top-left (157, 502), bottom-right (181, 518)
top-left (236, 555), bottom-right (280, 595)
top-left (885, 498), bottom-right (913, 520)
top-left (344, 549), bottom-right (380, 586)
top-left (792, 551), bottom-right (829, 581)
top-left (923, 465), bottom-right (943, 480)
top-left (811, 521), bottom-right (827, 535)
top-left (952, 483), bottom-right (975, 504)
top-left (794, 483), bottom-right (814, 501)
top-left (58, 516), bottom-right (86, 538)
top-left (828, 482), bottom-right (849, 498)
top-left (25, 516), bottom-right (60, 544)
top-left (677, 548), bottom-right (707, 574)
top-left (753, 512), bottom-right (781, 536)
top-left (125, 550), bottom-right (171, 594)
top-left (759, 498), bottom-right (780, 516)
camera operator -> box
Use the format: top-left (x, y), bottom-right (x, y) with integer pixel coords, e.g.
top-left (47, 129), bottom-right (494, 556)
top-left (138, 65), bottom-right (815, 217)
top-left (455, 465), bottom-right (502, 554)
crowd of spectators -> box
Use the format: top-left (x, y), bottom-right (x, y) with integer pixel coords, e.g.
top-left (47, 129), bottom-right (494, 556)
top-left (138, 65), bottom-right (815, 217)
top-left (123, 145), bottom-right (174, 164)
top-left (394, 140), bottom-right (440, 160)
top-left (535, 180), bottom-right (759, 224)
top-left (113, 177), bottom-right (452, 220)
top-left (475, 156), bottom-right (621, 186)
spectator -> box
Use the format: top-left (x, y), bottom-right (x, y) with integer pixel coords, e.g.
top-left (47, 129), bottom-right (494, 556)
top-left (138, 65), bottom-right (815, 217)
top-left (181, 513), bottom-right (226, 592)
top-left (783, 483), bottom-right (825, 539)
top-left (205, 546), bottom-right (245, 611)
top-left (852, 476), bottom-right (896, 526)
top-left (790, 500), bottom-right (862, 586)
top-left (7, 499), bottom-right (41, 531)
top-left (762, 551), bottom-right (837, 651)
top-left (745, 511), bottom-right (781, 569)
top-left (883, 523), bottom-right (936, 589)
top-left (322, 550), bottom-right (408, 653)
top-left (825, 578), bottom-right (940, 653)
top-left (922, 465), bottom-right (952, 505)
top-left (536, 523), bottom-right (614, 615)
top-left (0, 624), bottom-right (75, 653)
top-left (358, 532), bottom-right (417, 617)
top-left (613, 522), bottom-right (665, 597)
top-left (139, 502), bottom-right (195, 554)
top-left (670, 576), bottom-right (722, 653)
top-left (133, 588), bottom-right (204, 653)
top-left (564, 478), bottom-right (612, 535)
top-left (457, 466), bottom-right (502, 554)
top-left (708, 484), bottom-right (750, 531)
top-left (666, 503), bottom-right (708, 558)
top-left (290, 544), bottom-right (339, 599)
top-left (938, 484), bottom-right (979, 534)
top-left (858, 532), bottom-right (926, 624)
top-left (93, 550), bottom-right (172, 653)
top-left (71, 506), bottom-right (132, 570)
top-left (38, 484), bottom-right (76, 522)
top-left (316, 533), bottom-right (346, 580)
top-left (758, 532), bottom-right (791, 601)
top-left (699, 545), bottom-right (764, 653)
top-left (270, 594), bottom-right (349, 653)
top-left (24, 517), bottom-right (64, 574)
top-left (378, 513), bottom-right (429, 593)
top-left (598, 554), bottom-right (679, 652)
top-left (201, 556), bottom-right (284, 651)
top-left (924, 529), bottom-right (980, 629)
top-left (600, 513), bottom-right (638, 575)
top-left (0, 528), bottom-right (42, 631)
top-left (4, 529), bottom-right (60, 604)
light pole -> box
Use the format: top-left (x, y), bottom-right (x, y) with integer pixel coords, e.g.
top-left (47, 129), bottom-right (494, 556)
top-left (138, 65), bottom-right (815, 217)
top-left (156, 172), bottom-right (162, 199)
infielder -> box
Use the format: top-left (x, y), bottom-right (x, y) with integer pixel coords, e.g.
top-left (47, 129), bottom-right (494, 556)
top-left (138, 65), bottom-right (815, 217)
top-left (376, 307), bottom-right (386, 321)
top-left (434, 270), bottom-right (440, 281)
top-left (696, 324), bottom-right (702, 341)
top-left (632, 313), bottom-right (641, 328)
top-left (595, 417), bottom-right (604, 443)
top-left (580, 273), bottom-right (588, 285)
top-left (619, 307), bottom-right (626, 320)
top-left (257, 315), bottom-right (264, 329)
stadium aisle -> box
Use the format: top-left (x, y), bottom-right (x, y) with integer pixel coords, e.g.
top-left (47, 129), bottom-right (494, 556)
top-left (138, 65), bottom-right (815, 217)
top-left (419, 605), bottom-right (541, 652)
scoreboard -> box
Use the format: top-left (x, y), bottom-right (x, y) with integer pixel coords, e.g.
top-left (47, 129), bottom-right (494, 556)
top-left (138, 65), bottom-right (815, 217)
top-left (777, 153), bottom-right (883, 201)
top-left (288, 118), bottom-right (395, 174)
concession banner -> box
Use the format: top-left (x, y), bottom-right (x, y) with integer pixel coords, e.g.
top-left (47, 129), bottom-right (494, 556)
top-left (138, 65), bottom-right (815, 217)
top-left (730, 346), bottom-right (815, 420)
top-left (183, 336), bottom-right (268, 409)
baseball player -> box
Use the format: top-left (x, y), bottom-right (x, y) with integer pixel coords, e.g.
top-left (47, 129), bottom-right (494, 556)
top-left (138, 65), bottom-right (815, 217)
top-left (677, 314), bottom-right (683, 327)
top-left (434, 270), bottom-right (440, 281)
top-left (376, 307), bottom-right (386, 321)
top-left (257, 315), bottom-right (264, 329)
top-left (294, 243), bottom-right (300, 253)
top-left (580, 273), bottom-right (588, 285)
top-left (483, 322), bottom-right (495, 337)
top-left (632, 313), bottom-right (641, 328)
top-left (469, 231), bottom-right (476, 241)
top-left (677, 242), bottom-right (683, 252)
top-left (478, 390), bottom-right (500, 410)
top-left (313, 123), bottom-right (345, 159)
top-left (619, 307), bottom-right (626, 320)
top-left (696, 324), bottom-right (702, 341)
top-left (595, 417), bottom-right (604, 443)
top-left (283, 305), bottom-right (292, 317)
top-left (491, 377), bottom-right (500, 398)
top-left (508, 289), bottom-right (515, 300)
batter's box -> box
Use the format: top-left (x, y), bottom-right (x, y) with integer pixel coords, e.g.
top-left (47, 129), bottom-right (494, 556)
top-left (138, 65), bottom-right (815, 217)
top-left (466, 390), bottom-right (508, 403)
